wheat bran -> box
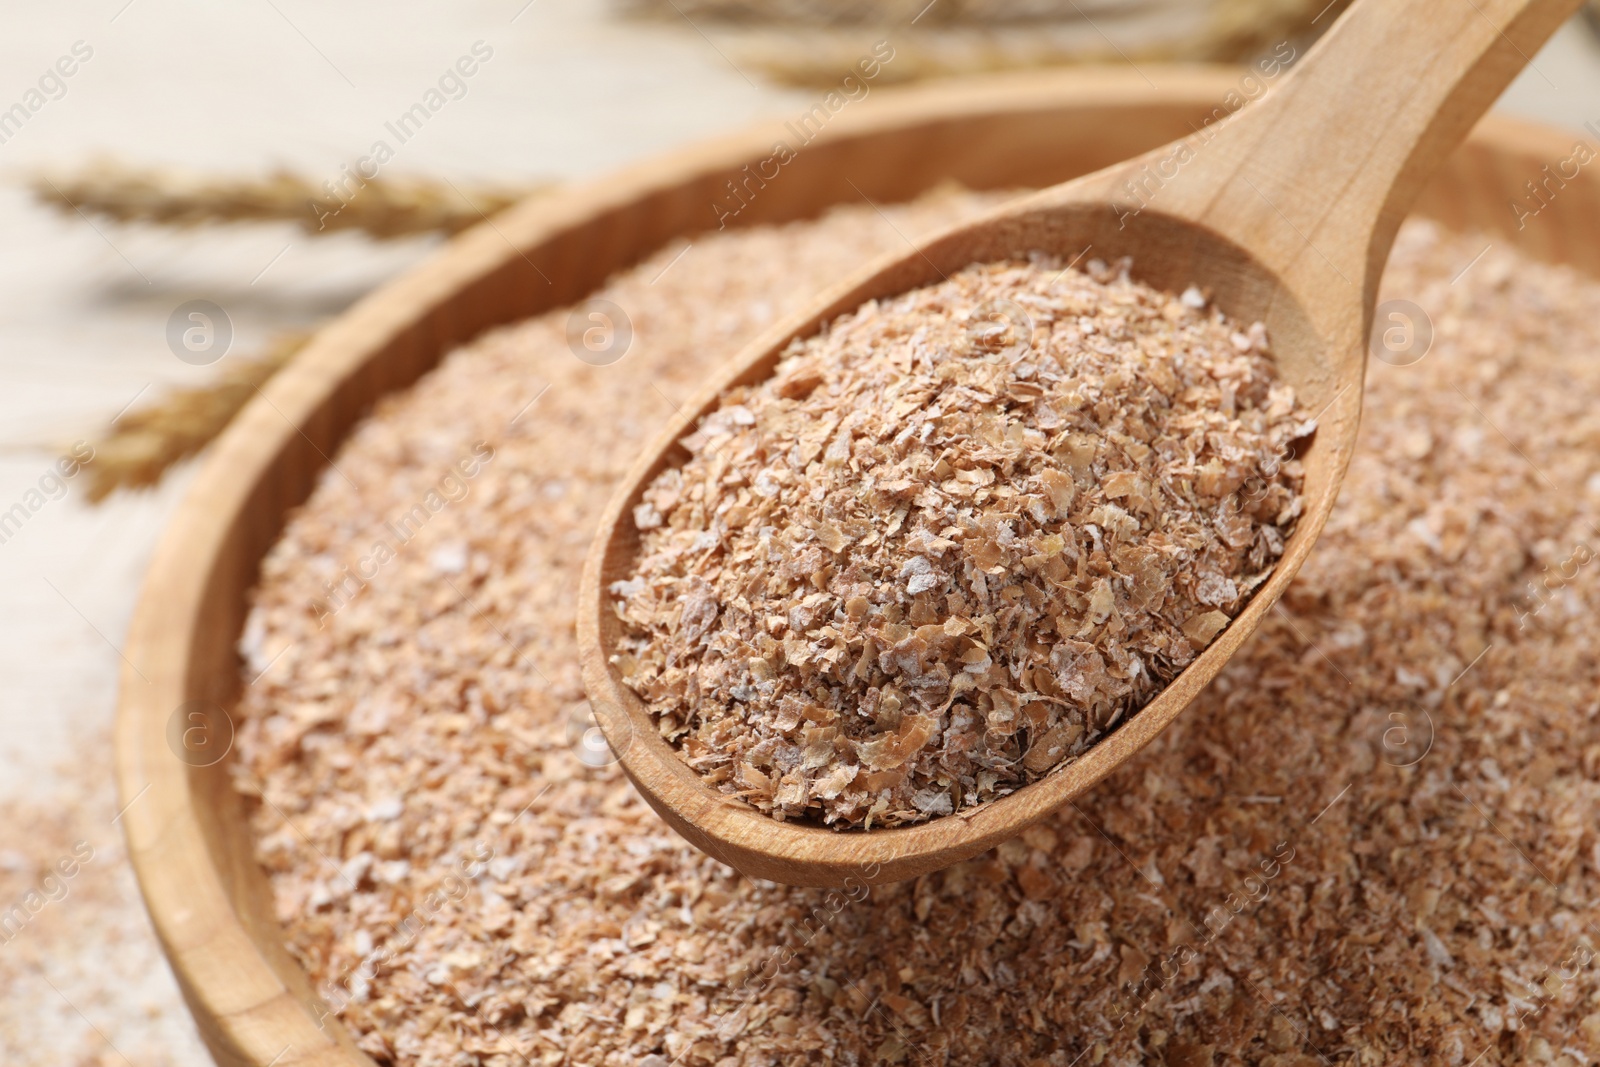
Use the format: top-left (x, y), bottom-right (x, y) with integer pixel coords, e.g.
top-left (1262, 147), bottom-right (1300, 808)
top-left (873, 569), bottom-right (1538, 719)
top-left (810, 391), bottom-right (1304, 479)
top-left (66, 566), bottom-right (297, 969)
top-left (612, 260), bottom-right (1306, 828)
top-left (235, 197), bottom-right (1600, 1066)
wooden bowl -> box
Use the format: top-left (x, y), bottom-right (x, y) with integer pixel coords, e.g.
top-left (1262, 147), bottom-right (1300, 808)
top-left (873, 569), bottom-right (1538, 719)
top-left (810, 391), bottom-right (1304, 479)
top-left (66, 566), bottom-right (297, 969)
top-left (115, 67), bottom-right (1600, 1067)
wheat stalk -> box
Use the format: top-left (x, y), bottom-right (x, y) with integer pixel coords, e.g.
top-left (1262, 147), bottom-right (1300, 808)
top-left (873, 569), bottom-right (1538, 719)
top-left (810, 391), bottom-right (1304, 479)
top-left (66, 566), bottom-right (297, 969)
top-left (84, 332), bottom-right (311, 502)
top-left (31, 161), bottom-right (552, 240)
top-left (615, 0), bottom-right (1165, 24)
top-left (1199, 0), bottom-right (1350, 59)
top-left (621, 0), bottom-right (1341, 87)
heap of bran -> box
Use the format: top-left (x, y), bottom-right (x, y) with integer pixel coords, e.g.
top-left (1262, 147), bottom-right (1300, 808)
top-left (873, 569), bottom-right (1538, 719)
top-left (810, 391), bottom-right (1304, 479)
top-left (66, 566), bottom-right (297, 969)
top-left (234, 192), bottom-right (1600, 1066)
top-left (613, 258), bottom-right (1306, 828)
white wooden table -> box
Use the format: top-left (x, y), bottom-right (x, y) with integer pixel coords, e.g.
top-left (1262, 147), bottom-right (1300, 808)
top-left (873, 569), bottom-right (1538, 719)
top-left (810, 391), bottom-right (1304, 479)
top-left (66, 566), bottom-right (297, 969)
top-left (0, 2), bottom-right (1594, 1062)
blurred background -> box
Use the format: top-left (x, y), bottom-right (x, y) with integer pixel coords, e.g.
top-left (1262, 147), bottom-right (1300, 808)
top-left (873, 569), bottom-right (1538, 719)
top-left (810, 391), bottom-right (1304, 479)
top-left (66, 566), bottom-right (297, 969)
top-left (1, 1), bottom-right (1597, 1063)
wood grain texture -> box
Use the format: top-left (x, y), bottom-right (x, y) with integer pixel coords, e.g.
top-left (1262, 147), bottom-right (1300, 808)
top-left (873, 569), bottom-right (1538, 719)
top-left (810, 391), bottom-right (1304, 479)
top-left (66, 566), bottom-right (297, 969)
top-left (578, 0), bottom-right (1585, 888)
top-left (115, 64), bottom-right (1600, 1067)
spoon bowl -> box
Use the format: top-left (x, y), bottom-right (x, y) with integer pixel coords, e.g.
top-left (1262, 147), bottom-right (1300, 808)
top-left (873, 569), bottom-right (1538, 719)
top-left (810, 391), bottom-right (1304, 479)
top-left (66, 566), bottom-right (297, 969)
top-left (580, 0), bottom-right (1580, 887)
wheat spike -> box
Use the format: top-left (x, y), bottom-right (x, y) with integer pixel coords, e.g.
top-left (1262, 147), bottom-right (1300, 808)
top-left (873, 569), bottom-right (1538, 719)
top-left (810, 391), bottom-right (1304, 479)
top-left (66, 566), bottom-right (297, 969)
top-left (619, 0), bottom-right (1341, 87)
top-left (618, 0), bottom-right (1326, 32)
top-left (31, 161), bottom-right (552, 240)
top-left (84, 332), bottom-right (311, 502)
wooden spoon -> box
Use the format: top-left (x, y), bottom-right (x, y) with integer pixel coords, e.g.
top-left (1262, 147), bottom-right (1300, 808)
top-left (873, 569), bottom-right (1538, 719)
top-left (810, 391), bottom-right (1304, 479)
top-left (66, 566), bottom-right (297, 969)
top-left (579, 0), bottom-right (1580, 887)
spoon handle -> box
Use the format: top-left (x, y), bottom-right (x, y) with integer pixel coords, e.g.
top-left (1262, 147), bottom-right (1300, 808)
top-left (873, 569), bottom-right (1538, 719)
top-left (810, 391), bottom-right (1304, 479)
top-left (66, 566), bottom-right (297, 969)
top-left (1173, 0), bottom-right (1582, 307)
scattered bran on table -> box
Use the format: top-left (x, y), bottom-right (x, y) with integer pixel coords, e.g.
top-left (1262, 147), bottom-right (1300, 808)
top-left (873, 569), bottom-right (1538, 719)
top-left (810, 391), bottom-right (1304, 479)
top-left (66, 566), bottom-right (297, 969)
top-left (235, 191), bottom-right (1600, 1067)
top-left (613, 259), bottom-right (1307, 828)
